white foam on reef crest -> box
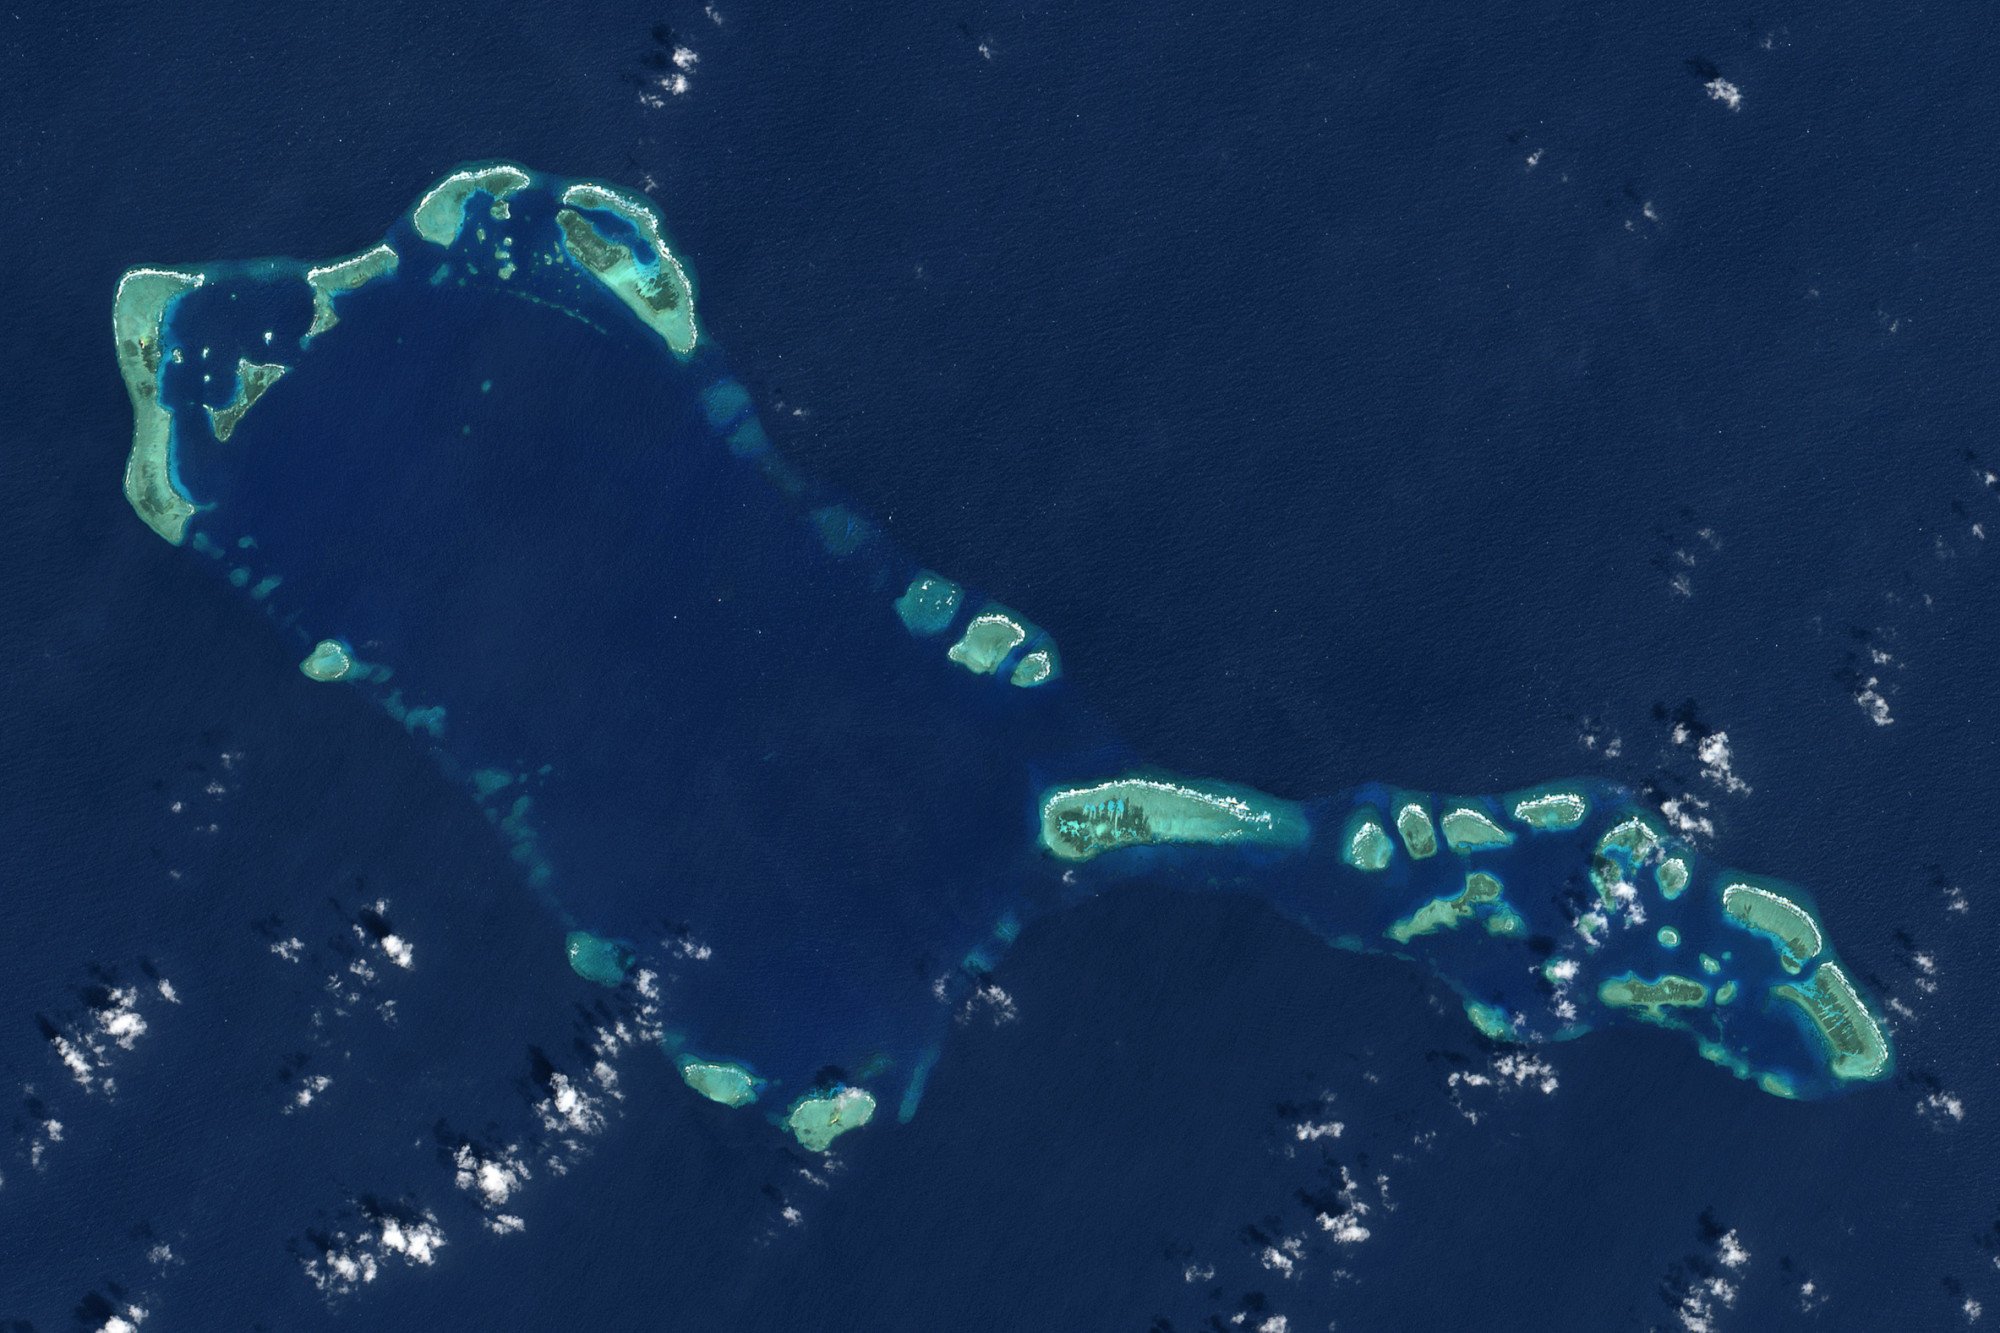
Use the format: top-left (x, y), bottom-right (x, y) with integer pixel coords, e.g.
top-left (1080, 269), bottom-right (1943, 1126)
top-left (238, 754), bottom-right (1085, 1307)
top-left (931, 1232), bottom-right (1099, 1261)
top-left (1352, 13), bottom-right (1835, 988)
top-left (411, 164), bottom-right (531, 247)
top-left (113, 267), bottom-right (207, 544)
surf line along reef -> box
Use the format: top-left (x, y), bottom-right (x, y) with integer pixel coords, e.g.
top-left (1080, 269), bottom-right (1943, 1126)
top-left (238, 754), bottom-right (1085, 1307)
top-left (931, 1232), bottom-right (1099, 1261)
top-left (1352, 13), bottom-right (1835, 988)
top-left (113, 163), bottom-right (1892, 1152)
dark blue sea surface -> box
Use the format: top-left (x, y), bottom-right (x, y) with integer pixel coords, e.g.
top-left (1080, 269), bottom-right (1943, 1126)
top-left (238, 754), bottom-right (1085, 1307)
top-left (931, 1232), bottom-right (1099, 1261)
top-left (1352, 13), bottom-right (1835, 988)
top-left (3, 1), bottom-right (1998, 1329)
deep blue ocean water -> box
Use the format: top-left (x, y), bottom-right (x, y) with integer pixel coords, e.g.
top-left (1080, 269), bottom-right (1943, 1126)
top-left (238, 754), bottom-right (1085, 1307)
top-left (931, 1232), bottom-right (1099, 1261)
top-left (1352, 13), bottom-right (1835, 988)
top-left (4, 1), bottom-right (1999, 1329)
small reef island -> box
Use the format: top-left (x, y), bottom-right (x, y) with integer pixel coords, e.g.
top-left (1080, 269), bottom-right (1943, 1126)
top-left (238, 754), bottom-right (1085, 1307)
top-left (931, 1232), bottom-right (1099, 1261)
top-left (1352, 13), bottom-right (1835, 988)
top-left (114, 163), bottom-right (1890, 1154)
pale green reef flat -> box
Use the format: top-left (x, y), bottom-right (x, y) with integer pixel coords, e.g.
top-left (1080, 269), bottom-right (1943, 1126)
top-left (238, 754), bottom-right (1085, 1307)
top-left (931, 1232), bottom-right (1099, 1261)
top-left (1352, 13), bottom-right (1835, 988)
top-left (1773, 962), bottom-right (1890, 1080)
top-left (1597, 814), bottom-right (1664, 864)
top-left (1721, 878), bottom-right (1823, 974)
top-left (679, 1059), bottom-right (762, 1108)
top-left (555, 182), bottom-right (698, 356)
top-left (304, 243), bottom-right (399, 342)
top-left (1395, 800), bottom-right (1438, 858)
top-left (412, 164), bottom-right (531, 246)
top-left (207, 359), bottom-right (289, 442)
top-left (299, 639), bottom-right (355, 682)
top-left (1599, 972), bottom-right (1709, 1019)
top-left (1009, 648), bottom-right (1059, 687)
top-left (1386, 870), bottom-right (1513, 944)
top-left (1040, 777), bottom-right (1309, 862)
top-left (1591, 813), bottom-right (1668, 903)
top-left (1509, 786), bottom-right (1589, 830)
top-left (893, 572), bottom-right (963, 636)
top-left (114, 267), bottom-right (206, 544)
top-left (564, 930), bottom-right (634, 987)
top-left (1464, 1001), bottom-right (1515, 1040)
top-left (786, 1086), bottom-right (877, 1152)
top-left (947, 608), bottom-right (1028, 675)
top-left (1341, 810), bottom-right (1394, 871)
top-left (1657, 926), bottom-right (1681, 948)
top-left (1440, 805), bottom-right (1515, 852)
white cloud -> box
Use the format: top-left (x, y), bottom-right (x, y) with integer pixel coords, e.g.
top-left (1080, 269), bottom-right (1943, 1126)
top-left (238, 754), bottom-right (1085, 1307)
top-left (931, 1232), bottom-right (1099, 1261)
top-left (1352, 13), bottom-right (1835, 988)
top-left (1660, 792), bottom-right (1715, 840)
top-left (1694, 732), bottom-right (1751, 794)
top-left (1677, 1273), bottom-right (1739, 1331)
top-left (1314, 1165), bottom-right (1373, 1244)
top-left (98, 987), bottom-right (149, 1050)
top-left (537, 1071), bottom-right (606, 1136)
top-left (376, 1215), bottom-right (445, 1265)
top-left (302, 1210), bottom-right (448, 1296)
top-left (285, 1074), bottom-right (333, 1113)
top-left (453, 1142), bottom-right (531, 1211)
top-left (1259, 1235), bottom-right (1305, 1278)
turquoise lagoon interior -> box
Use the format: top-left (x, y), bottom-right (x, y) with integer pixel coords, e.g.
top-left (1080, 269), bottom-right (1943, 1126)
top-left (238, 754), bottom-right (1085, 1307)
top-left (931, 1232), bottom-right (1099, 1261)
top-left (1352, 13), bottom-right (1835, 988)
top-left (118, 165), bottom-right (1891, 1146)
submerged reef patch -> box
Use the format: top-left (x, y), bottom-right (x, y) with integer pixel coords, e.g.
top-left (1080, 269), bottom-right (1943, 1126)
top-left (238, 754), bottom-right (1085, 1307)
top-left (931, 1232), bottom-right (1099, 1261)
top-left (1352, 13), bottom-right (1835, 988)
top-left (564, 931), bottom-right (634, 988)
top-left (894, 572), bottom-right (963, 636)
